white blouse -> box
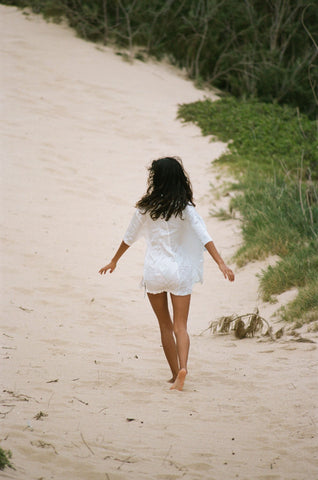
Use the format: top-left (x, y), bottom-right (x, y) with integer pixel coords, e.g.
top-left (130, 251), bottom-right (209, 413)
top-left (123, 205), bottom-right (212, 295)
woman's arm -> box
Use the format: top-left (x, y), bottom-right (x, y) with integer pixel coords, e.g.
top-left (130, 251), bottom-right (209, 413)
top-left (99, 241), bottom-right (130, 275)
top-left (99, 209), bottom-right (146, 275)
top-left (185, 206), bottom-right (235, 282)
top-left (205, 241), bottom-right (235, 282)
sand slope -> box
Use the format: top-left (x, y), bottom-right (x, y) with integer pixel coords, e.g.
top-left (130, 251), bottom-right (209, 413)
top-left (1, 6), bottom-right (317, 480)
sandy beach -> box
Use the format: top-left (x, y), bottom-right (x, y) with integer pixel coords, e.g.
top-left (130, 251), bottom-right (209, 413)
top-left (1, 6), bottom-right (317, 479)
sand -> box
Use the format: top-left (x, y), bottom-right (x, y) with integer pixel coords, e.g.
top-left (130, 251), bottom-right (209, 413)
top-left (1, 5), bottom-right (317, 480)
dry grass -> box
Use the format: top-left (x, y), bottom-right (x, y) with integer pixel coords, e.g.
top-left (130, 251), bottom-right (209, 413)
top-left (202, 308), bottom-right (283, 340)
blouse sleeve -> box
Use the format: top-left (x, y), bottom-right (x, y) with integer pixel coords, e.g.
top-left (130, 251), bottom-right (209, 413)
top-left (185, 205), bottom-right (212, 246)
top-left (123, 209), bottom-right (146, 246)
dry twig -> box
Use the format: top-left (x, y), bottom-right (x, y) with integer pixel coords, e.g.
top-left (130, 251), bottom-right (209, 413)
top-left (80, 432), bottom-right (94, 455)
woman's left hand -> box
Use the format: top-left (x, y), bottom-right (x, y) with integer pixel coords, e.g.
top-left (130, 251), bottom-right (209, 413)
top-left (218, 262), bottom-right (235, 282)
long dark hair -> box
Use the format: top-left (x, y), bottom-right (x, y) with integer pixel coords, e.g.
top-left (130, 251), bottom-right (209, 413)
top-left (136, 157), bottom-right (195, 220)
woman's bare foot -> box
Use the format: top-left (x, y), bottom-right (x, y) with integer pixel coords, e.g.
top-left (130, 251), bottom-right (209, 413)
top-left (170, 368), bottom-right (187, 391)
top-left (167, 371), bottom-right (179, 383)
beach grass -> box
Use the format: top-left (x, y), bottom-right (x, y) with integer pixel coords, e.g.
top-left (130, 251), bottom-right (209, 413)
top-left (0, 447), bottom-right (13, 471)
top-left (178, 97), bottom-right (318, 323)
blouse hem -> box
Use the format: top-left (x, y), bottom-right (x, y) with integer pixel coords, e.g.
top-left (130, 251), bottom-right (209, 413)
top-left (140, 278), bottom-right (203, 297)
top-left (146, 288), bottom-right (193, 296)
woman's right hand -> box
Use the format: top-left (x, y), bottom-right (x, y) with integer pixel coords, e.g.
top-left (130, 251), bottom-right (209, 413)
top-left (99, 260), bottom-right (117, 275)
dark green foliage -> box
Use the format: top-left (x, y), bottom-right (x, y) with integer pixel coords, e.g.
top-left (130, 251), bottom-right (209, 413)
top-left (1, 0), bottom-right (317, 117)
top-left (178, 97), bottom-right (318, 322)
top-left (0, 447), bottom-right (13, 471)
top-left (1, 0), bottom-right (64, 18)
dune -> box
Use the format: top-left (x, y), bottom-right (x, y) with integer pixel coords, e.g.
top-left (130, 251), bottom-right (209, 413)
top-left (1, 5), bottom-right (317, 480)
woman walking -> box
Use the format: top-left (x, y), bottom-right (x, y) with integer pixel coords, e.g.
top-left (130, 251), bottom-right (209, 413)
top-left (99, 157), bottom-right (234, 391)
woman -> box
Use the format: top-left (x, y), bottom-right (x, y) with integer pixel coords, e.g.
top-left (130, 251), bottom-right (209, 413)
top-left (99, 157), bottom-right (234, 391)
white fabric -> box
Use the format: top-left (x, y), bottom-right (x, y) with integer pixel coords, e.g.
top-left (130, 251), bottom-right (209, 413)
top-left (123, 205), bottom-right (212, 295)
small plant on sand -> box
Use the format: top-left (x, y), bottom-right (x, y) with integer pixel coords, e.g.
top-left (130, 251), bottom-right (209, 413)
top-left (0, 447), bottom-right (14, 471)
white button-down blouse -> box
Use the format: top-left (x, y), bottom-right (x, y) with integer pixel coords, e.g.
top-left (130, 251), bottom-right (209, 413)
top-left (123, 205), bottom-right (212, 295)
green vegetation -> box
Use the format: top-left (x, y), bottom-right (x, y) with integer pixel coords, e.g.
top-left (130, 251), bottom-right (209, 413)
top-left (279, 278), bottom-right (318, 325)
top-left (178, 97), bottom-right (318, 323)
top-left (0, 447), bottom-right (13, 471)
top-left (1, 0), bottom-right (317, 118)
top-left (177, 98), bottom-right (317, 175)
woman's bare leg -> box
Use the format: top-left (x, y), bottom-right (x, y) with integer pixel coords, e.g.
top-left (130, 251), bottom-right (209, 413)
top-left (147, 292), bottom-right (179, 381)
top-left (170, 294), bottom-right (191, 391)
